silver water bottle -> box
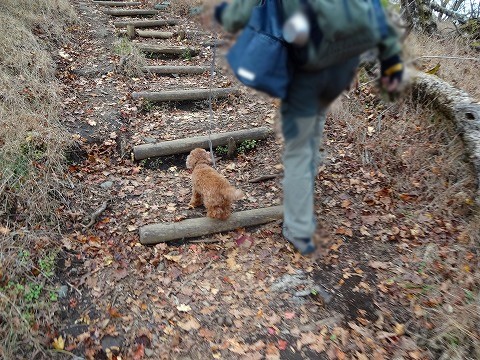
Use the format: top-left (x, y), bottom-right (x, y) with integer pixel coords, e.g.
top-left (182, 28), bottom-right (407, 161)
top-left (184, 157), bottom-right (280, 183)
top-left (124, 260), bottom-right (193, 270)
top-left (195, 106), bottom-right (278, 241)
top-left (282, 11), bottom-right (310, 46)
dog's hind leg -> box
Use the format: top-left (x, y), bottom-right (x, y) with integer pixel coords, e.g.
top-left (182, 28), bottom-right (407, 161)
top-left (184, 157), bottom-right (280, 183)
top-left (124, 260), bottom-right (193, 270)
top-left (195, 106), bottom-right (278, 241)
top-left (189, 189), bottom-right (202, 208)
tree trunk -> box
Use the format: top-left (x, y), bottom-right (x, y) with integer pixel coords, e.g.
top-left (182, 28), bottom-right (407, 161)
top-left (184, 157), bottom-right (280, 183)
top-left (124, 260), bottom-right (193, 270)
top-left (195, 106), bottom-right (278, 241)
top-left (135, 30), bottom-right (174, 39)
top-left (93, 1), bottom-right (142, 6)
top-left (142, 65), bottom-right (210, 75)
top-left (131, 87), bottom-right (238, 103)
top-left (137, 44), bottom-right (198, 57)
top-left (113, 19), bottom-right (179, 28)
top-left (429, 1), bottom-right (467, 23)
top-left (133, 127), bottom-right (272, 160)
top-left (401, 0), bottom-right (438, 33)
top-left (139, 206), bottom-right (283, 244)
top-left (411, 70), bottom-right (480, 203)
top-left (103, 9), bottom-right (158, 17)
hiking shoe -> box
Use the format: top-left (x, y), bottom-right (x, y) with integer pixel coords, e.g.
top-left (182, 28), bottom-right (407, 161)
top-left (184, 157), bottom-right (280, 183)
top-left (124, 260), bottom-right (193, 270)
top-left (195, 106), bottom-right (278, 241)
top-left (283, 227), bottom-right (317, 255)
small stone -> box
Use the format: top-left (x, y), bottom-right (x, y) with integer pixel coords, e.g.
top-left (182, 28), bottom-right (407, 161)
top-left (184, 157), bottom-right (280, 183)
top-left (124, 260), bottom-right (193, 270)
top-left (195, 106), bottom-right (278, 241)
top-left (224, 316), bottom-right (233, 327)
top-left (101, 335), bottom-right (123, 355)
top-left (143, 137), bottom-right (157, 144)
top-left (57, 285), bottom-right (69, 299)
top-left (144, 348), bottom-right (154, 357)
top-left (100, 181), bottom-right (113, 189)
top-left (216, 316), bottom-right (224, 325)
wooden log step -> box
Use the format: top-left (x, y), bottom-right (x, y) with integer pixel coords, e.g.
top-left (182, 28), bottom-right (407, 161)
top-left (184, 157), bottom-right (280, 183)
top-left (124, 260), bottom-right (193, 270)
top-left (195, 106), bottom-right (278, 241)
top-left (139, 206), bottom-right (283, 244)
top-left (137, 44), bottom-right (199, 56)
top-left (103, 9), bottom-right (158, 16)
top-left (132, 87), bottom-right (238, 103)
top-left (142, 65), bottom-right (210, 74)
top-left (201, 39), bottom-right (228, 47)
top-left (136, 29), bottom-right (174, 39)
top-left (114, 19), bottom-right (179, 28)
top-left (133, 127), bottom-right (272, 160)
top-left (93, 1), bottom-right (141, 6)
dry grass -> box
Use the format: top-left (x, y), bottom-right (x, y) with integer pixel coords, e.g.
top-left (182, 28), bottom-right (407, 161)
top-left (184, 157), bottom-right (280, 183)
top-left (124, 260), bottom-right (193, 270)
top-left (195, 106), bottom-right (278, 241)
top-left (114, 37), bottom-right (148, 78)
top-left (404, 24), bottom-right (480, 100)
top-left (0, 0), bottom-right (76, 358)
top-left (330, 87), bottom-right (479, 358)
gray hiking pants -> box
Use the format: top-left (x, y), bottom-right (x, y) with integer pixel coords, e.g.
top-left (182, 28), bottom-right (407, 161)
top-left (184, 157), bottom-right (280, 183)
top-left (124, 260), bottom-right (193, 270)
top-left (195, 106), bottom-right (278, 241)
top-left (281, 56), bottom-right (359, 239)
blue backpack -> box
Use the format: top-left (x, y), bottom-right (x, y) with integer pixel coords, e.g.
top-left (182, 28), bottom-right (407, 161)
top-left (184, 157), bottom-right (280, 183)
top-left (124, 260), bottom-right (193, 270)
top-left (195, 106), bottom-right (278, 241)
top-left (226, 0), bottom-right (291, 99)
top-left (226, 0), bottom-right (391, 99)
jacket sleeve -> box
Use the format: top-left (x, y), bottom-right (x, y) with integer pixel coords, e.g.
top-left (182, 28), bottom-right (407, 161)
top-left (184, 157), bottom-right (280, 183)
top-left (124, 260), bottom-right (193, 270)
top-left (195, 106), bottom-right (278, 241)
top-left (377, 20), bottom-right (402, 60)
top-left (220, 0), bottom-right (262, 33)
top-left (374, 2), bottom-right (402, 60)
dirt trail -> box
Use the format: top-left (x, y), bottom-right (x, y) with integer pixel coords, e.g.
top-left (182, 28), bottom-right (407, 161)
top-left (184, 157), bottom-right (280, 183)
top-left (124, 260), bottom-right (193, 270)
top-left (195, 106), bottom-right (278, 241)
top-left (53, 1), bottom-right (477, 359)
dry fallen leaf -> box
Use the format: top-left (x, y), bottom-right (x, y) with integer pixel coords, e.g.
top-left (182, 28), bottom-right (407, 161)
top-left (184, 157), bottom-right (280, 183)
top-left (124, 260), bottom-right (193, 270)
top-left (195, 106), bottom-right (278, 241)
top-left (0, 226), bottom-right (10, 235)
top-left (368, 261), bottom-right (389, 270)
top-left (164, 254), bottom-right (182, 262)
top-left (176, 304), bottom-right (192, 312)
top-left (177, 316), bottom-right (201, 331)
top-left (394, 323), bottom-right (406, 336)
top-left (52, 335), bottom-right (65, 350)
top-left (108, 307), bottom-right (123, 318)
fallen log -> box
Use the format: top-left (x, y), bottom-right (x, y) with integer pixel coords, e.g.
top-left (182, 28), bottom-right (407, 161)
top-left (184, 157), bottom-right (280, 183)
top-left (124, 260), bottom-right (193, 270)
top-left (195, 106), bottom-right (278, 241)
top-left (139, 206), bottom-right (283, 244)
top-left (136, 29), bottom-right (174, 39)
top-left (142, 65), bottom-right (209, 74)
top-left (93, 1), bottom-right (142, 6)
top-left (137, 44), bottom-right (199, 56)
top-left (174, 30), bottom-right (212, 40)
top-left (411, 70), bottom-right (480, 203)
top-left (103, 9), bottom-right (158, 17)
top-left (131, 87), bottom-right (238, 103)
top-left (133, 127), bottom-right (272, 160)
top-left (114, 19), bottom-right (179, 28)
top-left (201, 39), bottom-right (229, 47)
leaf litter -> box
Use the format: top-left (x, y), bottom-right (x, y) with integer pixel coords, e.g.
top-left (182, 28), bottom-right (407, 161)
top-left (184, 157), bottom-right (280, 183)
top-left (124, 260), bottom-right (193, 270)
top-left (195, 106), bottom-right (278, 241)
top-left (51, 1), bottom-right (479, 359)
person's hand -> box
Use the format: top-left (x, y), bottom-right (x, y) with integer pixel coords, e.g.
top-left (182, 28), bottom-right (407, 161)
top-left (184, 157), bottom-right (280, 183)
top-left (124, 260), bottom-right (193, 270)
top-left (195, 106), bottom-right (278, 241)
top-left (380, 54), bottom-right (403, 93)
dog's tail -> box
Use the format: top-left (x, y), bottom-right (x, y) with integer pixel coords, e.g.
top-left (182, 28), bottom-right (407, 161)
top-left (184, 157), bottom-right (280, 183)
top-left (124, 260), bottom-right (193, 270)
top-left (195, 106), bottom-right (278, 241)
top-left (228, 188), bottom-right (244, 201)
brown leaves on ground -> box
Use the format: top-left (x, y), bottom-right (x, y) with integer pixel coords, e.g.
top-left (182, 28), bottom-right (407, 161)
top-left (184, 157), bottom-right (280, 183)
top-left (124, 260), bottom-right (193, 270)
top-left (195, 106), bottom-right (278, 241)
top-left (46, 0), bottom-right (480, 359)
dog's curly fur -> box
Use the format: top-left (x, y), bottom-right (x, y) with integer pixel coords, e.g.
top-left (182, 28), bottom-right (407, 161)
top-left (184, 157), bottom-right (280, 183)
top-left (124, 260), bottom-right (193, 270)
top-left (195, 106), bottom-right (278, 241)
top-left (186, 148), bottom-right (244, 220)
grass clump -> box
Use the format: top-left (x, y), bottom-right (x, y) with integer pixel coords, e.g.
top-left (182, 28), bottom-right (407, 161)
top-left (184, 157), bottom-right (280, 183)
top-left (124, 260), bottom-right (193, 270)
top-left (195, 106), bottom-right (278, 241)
top-left (114, 37), bottom-right (147, 77)
top-left (0, 0), bottom-right (76, 358)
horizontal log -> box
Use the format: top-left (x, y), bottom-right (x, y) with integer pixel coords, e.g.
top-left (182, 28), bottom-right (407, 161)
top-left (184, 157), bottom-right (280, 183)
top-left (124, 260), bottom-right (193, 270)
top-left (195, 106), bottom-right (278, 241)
top-left (93, 1), bottom-right (142, 6)
top-left (132, 87), bottom-right (238, 102)
top-left (142, 65), bottom-right (209, 74)
top-left (103, 9), bottom-right (158, 16)
top-left (201, 39), bottom-right (228, 47)
top-left (136, 29), bottom-right (174, 39)
top-left (411, 70), bottom-right (480, 204)
top-left (133, 126), bottom-right (272, 160)
top-left (137, 44), bottom-right (199, 56)
top-left (140, 206), bottom-right (283, 244)
top-left (114, 19), bottom-right (179, 28)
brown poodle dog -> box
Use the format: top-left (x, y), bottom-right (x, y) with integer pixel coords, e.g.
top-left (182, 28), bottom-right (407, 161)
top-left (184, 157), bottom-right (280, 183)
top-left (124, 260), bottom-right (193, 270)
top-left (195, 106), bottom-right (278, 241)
top-left (186, 148), bottom-right (244, 220)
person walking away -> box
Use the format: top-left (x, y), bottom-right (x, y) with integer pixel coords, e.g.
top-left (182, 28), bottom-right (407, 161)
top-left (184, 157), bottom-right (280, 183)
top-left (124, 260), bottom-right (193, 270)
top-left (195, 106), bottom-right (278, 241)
top-left (214, 0), bottom-right (404, 255)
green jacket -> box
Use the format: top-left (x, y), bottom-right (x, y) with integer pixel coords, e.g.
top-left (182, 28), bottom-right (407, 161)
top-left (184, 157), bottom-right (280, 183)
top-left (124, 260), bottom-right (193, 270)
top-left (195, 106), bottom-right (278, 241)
top-left (220, 0), bottom-right (401, 70)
